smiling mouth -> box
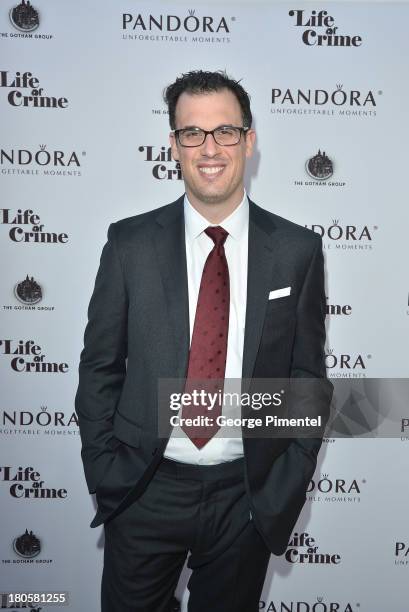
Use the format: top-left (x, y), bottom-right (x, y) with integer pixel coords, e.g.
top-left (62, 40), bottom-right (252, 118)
top-left (198, 166), bottom-right (225, 176)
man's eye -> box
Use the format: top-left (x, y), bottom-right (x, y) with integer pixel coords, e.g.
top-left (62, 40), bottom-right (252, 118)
top-left (184, 130), bottom-right (201, 139)
top-left (216, 127), bottom-right (235, 136)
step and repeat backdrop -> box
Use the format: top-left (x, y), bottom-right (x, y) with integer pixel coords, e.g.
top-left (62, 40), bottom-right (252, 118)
top-left (1, 1), bottom-right (409, 610)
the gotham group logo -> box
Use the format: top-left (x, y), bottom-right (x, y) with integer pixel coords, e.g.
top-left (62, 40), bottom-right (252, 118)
top-left (3, 275), bottom-right (56, 313)
top-left (259, 597), bottom-right (359, 611)
top-left (294, 150), bottom-right (345, 188)
top-left (0, 339), bottom-right (69, 373)
top-left (138, 146), bottom-right (182, 181)
top-left (289, 9), bottom-right (363, 47)
top-left (307, 473), bottom-right (364, 503)
top-left (2, 529), bottom-right (53, 566)
top-left (10, 1), bottom-right (38, 31)
top-left (122, 9), bottom-right (233, 44)
top-left (306, 220), bottom-right (377, 251)
top-left (15, 275), bottom-right (42, 304)
top-left (2, 529), bottom-right (53, 568)
top-left (271, 85), bottom-right (380, 118)
top-left (286, 532), bottom-right (341, 564)
top-left (0, 208), bottom-right (69, 243)
top-left (2, 0), bottom-right (52, 40)
top-left (306, 149), bottom-right (333, 180)
top-left (326, 298), bottom-right (352, 316)
top-left (0, 406), bottom-right (79, 437)
top-left (395, 542), bottom-right (409, 566)
top-left (325, 349), bottom-right (370, 379)
top-left (1, 145), bottom-right (84, 177)
top-left (13, 529), bottom-right (40, 558)
top-left (0, 71), bottom-right (68, 108)
top-left (0, 465), bottom-right (68, 499)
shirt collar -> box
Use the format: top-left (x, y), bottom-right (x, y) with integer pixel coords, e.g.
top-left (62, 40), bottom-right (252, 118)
top-left (184, 190), bottom-right (249, 242)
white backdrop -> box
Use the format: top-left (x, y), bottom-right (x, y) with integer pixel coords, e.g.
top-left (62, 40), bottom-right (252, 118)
top-left (1, 1), bottom-right (409, 610)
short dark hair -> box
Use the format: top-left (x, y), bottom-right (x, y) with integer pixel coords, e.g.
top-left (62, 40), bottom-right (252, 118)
top-left (163, 70), bottom-right (252, 130)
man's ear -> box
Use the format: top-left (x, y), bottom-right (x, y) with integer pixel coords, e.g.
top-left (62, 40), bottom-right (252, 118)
top-left (169, 132), bottom-right (179, 161)
top-left (245, 129), bottom-right (256, 159)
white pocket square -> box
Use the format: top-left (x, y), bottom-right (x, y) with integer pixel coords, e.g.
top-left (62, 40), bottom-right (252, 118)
top-left (268, 287), bottom-right (291, 300)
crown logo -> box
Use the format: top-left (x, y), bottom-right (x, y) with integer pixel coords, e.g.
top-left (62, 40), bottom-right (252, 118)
top-left (322, 473), bottom-right (329, 479)
top-left (317, 597), bottom-right (324, 603)
top-left (39, 145), bottom-right (46, 151)
top-left (327, 349), bottom-right (334, 355)
top-left (188, 9), bottom-right (195, 16)
top-left (336, 84), bottom-right (343, 91)
top-left (331, 219), bottom-right (339, 226)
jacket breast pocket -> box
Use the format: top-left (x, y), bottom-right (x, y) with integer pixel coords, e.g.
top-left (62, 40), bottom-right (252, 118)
top-left (261, 293), bottom-right (297, 349)
top-left (266, 293), bottom-right (297, 311)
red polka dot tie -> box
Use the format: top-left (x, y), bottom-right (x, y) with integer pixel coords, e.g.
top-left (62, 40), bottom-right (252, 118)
top-left (181, 226), bottom-right (230, 449)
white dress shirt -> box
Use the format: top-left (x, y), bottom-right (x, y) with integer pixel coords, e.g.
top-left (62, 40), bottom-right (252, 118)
top-left (164, 191), bottom-right (249, 464)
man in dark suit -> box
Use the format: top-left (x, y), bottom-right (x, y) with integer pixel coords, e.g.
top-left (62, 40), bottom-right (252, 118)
top-left (75, 70), bottom-right (332, 612)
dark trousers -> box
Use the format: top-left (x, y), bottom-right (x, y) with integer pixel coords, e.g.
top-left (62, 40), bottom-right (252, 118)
top-left (101, 457), bottom-right (271, 612)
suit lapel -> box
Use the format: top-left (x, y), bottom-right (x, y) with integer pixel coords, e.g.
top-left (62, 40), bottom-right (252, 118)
top-left (242, 201), bottom-right (288, 381)
top-left (153, 197), bottom-right (190, 379)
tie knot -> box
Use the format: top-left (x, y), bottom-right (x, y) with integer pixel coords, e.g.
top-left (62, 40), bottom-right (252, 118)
top-left (205, 226), bottom-right (228, 248)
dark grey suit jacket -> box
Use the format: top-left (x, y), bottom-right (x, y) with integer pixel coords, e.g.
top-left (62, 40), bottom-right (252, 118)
top-left (75, 196), bottom-right (332, 555)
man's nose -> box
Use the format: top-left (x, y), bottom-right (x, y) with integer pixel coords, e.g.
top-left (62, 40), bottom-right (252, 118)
top-left (201, 132), bottom-right (220, 156)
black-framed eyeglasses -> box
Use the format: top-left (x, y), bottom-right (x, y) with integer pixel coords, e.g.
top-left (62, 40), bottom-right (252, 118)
top-left (173, 126), bottom-right (249, 147)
